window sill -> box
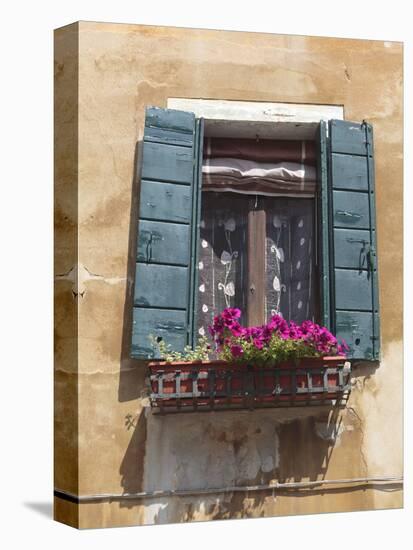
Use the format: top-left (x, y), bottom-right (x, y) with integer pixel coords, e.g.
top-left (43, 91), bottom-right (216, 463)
top-left (148, 357), bottom-right (351, 414)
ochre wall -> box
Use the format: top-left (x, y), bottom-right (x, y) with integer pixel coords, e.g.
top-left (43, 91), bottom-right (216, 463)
top-left (54, 21), bottom-right (403, 529)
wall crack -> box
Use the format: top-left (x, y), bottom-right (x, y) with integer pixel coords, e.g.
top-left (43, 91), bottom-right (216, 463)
top-left (55, 263), bottom-right (126, 297)
top-left (347, 407), bottom-right (369, 474)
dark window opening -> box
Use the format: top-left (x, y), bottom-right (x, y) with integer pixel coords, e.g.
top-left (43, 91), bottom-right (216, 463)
top-left (196, 135), bottom-right (319, 336)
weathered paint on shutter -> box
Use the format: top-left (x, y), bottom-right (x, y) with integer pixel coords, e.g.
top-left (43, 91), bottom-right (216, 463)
top-left (326, 119), bottom-right (380, 360)
top-left (317, 120), bottom-right (331, 329)
top-left (131, 107), bottom-right (202, 359)
top-left (188, 117), bottom-right (205, 344)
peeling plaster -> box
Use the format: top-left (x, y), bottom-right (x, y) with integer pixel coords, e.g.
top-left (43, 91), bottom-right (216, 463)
top-left (143, 412), bottom-right (280, 497)
top-left (343, 64), bottom-right (351, 82)
top-left (55, 263), bottom-right (126, 296)
top-left (145, 500), bottom-right (169, 525)
top-left (351, 341), bottom-right (403, 478)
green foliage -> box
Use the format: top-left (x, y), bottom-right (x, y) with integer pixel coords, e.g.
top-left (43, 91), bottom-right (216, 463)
top-left (149, 332), bottom-right (322, 366)
top-left (149, 335), bottom-right (212, 363)
top-left (218, 333), bottom-right (322, 366)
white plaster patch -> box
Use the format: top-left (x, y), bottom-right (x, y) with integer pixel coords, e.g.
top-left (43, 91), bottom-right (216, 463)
top-left (143, 412), bottom-right (280, 498)
top-left (261, 455), bottom-right (275, 473)
top-left (145, 500), bottom-right (169, 525)
top-left (168, 98), bottom-right (344, 123)
top-left (55, 263), bottom-right (126, 295)
top-left (352, 341), bottom-right (403, 476)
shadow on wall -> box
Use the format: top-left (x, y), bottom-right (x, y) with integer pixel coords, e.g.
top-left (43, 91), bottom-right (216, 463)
top-left (118, 403), bottom-right (350, 520)
top-left (118, 140), bottom-right (147, 404)
top-left (115, 138), bottom-right (373, 522)
top-left (120, 410), bottom-right (147, 496)
top-left (351, 360), bottom-right (380, 386)
top-left (116, 138), bottom-right (149, 504)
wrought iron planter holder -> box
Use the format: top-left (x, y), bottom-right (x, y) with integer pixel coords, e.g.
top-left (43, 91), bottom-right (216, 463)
top-left (148, 356), bottom-right (351, 414)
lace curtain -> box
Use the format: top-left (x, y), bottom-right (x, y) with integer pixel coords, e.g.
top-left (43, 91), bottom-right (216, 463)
top-left (264, 198), bottom-right (316, 324)
top-left (196, 193), bottom-right (249, 338)
top-left (197, 194), bottom-right (316, 334)
top-left (196, 137), bottom-right (317, 335)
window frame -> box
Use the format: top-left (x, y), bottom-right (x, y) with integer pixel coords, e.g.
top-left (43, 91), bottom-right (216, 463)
top-left (197, 119), bottom-right (322, 329)
top-left (131, 106), bottom-right (379, 361)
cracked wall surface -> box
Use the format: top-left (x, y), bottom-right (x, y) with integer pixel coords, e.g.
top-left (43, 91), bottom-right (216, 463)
top-left (54, 22), bottom-right (403, 529)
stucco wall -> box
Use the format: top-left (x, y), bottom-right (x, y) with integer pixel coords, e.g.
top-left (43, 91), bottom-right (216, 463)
top-left (54, 21), bottom-right (403, 529)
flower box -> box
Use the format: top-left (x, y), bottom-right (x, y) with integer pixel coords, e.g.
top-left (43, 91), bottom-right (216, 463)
top-left (148, 356), bottom-right (351, 414)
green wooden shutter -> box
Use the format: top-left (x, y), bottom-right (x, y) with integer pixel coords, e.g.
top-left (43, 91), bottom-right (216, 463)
top-left (131, 107), bottom-right (203, 359)
top-left (321, 119), bottom-right (380, 360)
top-left (318, 120), bottom-right (331, 330)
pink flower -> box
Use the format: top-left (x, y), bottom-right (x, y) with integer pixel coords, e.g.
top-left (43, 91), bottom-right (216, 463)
top-left (288, 321), bottom-right (303, 339)
top-left (221, 308), bottom-right (241, 322)
top-left (250, 327), bottom-right (263, 339)
top-left (230, 344), bottom-right (244, 357)
top-left (206, 308), bottom-right (347, 359)
top-left (269, 316), bottom-right (290, 339)
top-left (341, 338), bottom-right (350, 350)
top-left (262, 326), bottom-right (273, 343)
top-left (337, 338), bottom-right (349, 356)
top-left (229, 322), bottom-right (246, 337)
top-left (253, 338), bottom-right (264, 350)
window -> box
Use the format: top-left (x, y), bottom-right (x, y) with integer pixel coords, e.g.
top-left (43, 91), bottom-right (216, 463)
top-left (196, 133), bottom-right (318, 333)
top-left (197, 193), bottom-right (317, 331)
top-left (131, 107), bottom-right (379, 361)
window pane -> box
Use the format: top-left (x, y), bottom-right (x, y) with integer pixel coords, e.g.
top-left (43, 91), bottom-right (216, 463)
top-left (197, 193), bottom-right (248, 337)
top-left (264, 198), bottom-right (316, 324)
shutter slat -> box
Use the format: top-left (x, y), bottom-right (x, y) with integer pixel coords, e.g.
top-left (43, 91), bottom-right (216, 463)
top-left (333, 190), bottom-right (370, 229)
top-left (331, 153), bottom-right (369, 190)
top-left (139, 180), bottom-right (192, 223)
top-left (133, 264), bottom-right (189, 309)
top-left (145, 107), bottom-right (195, 134)
top-left (132, 308), bottom-right (187, 359)
top-left (137, 220), bottom-right (190, 265)
top-left (330, 120), bottom-right (367, 155)
top-left (144, 127), bottom-right (194, 147)
top-left (325, 120), bottom-right (380, 360)
top-left (336, 311), bottom-right (374, 359)
top-left (131, 106), bottom-right (200, 359)
top-left (335, 269), bottom-right (373, 311)
top-left (141, 142), bottom-right (194, 184)
top-left (333, 228), bottom-right (371, 268)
